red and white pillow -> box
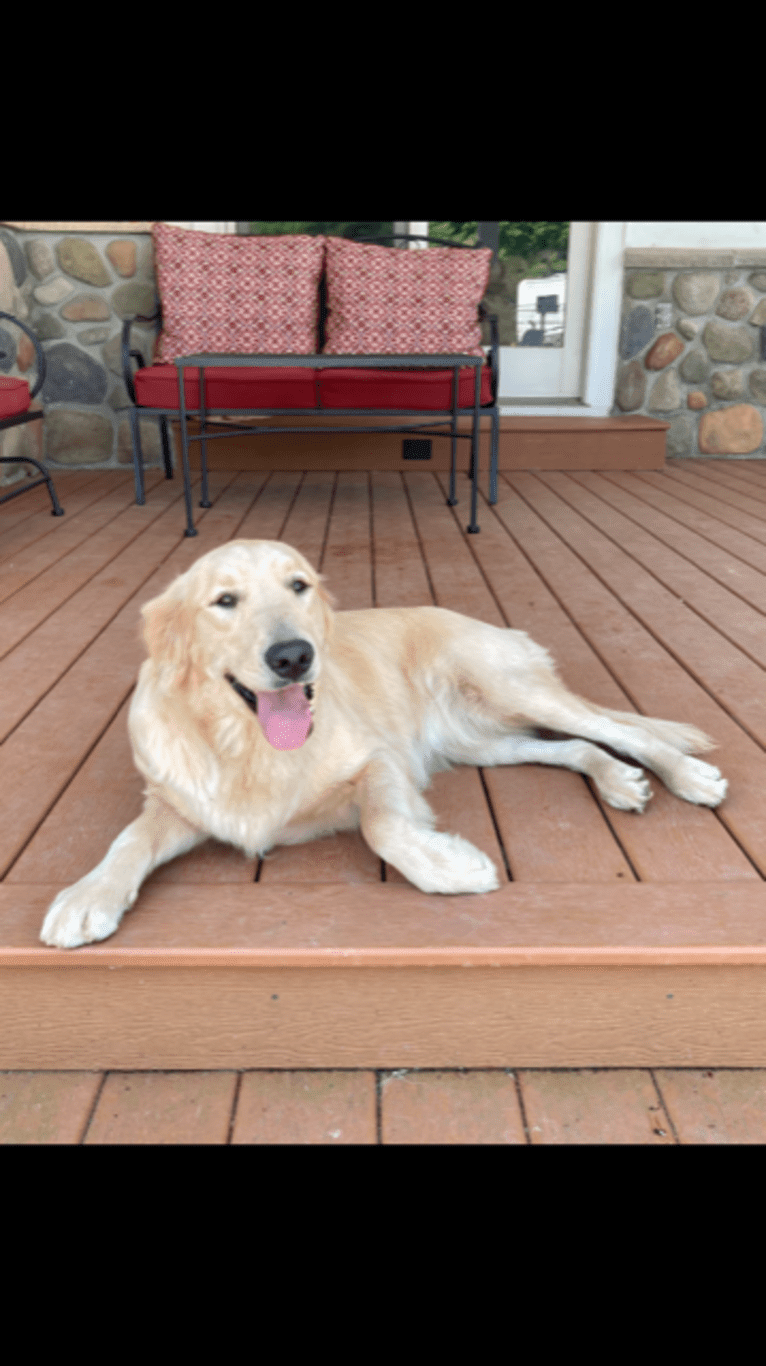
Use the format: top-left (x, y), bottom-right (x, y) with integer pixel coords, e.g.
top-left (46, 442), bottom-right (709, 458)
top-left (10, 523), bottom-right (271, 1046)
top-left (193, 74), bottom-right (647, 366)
top-left (151, 222), bottom-right (326, 361)
top-left (322, 235), bottom-right (492, 357)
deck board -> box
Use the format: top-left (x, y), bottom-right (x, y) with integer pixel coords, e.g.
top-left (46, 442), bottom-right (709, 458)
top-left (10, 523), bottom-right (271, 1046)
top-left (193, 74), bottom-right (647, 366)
top-left (543, 470), bottom-right (766, 667)
top-left (0, 478), bottom-right (201, 738)
top-left (0, 472), bottom-right (150, 595)
top-left (5, 1062), bottom-right (766, 1144)
top-left (673, 459), bottom-right (766, 498)
top-left (595, 470), bottom-right (766, 581)
top-left (3, 465), bottom-right (766, 1082)
top-left (0, 471), bottom-right (105, 551)
top-left (490, 474), bottom-right (758, 881)
top-left (3, 464), bottom-right (762, 895)
top-left (661, 464), bottom-right (766, 535)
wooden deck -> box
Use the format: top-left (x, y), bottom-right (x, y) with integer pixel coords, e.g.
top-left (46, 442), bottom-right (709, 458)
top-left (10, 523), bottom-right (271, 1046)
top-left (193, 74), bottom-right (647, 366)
top-left (3, 458), bottom-right (766, 1142)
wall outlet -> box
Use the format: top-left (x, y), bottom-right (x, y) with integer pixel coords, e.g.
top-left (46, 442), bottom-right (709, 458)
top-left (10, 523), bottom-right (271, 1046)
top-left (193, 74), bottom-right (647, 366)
top-left (403, 439), bottom-right (432, 460)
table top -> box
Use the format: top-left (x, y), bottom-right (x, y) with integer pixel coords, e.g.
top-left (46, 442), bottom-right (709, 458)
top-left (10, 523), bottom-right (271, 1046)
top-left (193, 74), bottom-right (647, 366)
top-left (173, 353), bottom-right (487, 369)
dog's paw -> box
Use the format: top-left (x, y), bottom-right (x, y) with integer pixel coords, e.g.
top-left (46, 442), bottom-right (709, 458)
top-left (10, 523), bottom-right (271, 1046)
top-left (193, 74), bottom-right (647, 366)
top-left (667, 757), bottom-right (728, 808)
top-left (40, 882), bottom-right (126, 949)
top-left (405, 832), bottom-right (501, 895)
top-left (598, 760), bottom-right (653, 813)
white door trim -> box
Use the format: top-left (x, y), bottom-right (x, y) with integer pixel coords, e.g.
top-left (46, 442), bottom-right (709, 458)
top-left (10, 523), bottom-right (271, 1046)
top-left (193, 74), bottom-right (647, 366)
top-left (498, 222), bottom-right (626, 416)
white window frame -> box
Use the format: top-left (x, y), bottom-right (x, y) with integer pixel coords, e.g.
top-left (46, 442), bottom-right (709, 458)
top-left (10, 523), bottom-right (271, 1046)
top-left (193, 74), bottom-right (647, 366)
top-left (167, 222), bottom-right (237, 233)
top-left (496, 221), bottom-right (625, 416)
top-left (395, 220), bottom-right (429, 247)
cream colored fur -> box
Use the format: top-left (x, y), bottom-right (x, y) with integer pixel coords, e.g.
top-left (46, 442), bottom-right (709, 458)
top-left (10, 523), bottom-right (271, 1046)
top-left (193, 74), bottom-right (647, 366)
top-left (40, 538), bottom-right (727, 948)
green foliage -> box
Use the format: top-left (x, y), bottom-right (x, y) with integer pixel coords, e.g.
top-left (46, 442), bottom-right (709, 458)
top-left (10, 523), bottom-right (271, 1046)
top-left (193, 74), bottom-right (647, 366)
top-left (247, 222), bottom-right (395, 241)
top-left (428, 222), bottom-right (568, 274)
top-left (246, 221), bottom-right (569, 273)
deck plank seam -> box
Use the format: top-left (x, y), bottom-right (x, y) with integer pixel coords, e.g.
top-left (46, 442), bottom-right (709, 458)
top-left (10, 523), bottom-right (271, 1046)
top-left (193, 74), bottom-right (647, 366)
top-left (399, 472), bottom-right (440, 607)
top-left (497, 470), bottom-right (766, 756)
top-left (576, 470), bottom-right (766, 585)
top-left (485, 479), bottom-right (652, 716)
top-left (0, 480), bottom-right (194, 663)
top-left (476, 767), bottom-right (514, 884)
top-left (669, 461), bottom-right (766, 505)
top-left (662, 465), bottom-right (766, 521)
top-left (646, 472), bottom-right (766, 545)
top-left (545, 471), bottom-right (766, 669)
top-left (0, 683), bottom-right (138, 885)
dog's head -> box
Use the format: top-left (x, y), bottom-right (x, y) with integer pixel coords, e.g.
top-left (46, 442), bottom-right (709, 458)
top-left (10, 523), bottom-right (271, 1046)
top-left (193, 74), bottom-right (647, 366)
top-left (141, 540), bottom-right (336, 750)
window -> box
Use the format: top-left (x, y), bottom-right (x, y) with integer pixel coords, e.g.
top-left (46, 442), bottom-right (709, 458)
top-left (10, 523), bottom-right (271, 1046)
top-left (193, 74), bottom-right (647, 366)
top-left (235, 220), bottom-right (618, 413)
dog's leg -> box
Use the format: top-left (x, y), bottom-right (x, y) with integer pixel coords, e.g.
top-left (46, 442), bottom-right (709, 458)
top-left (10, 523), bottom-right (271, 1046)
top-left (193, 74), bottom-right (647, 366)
top-left (499, 688), bottom-right (727, 808)
top-left (40, 793), bottom-right (205, 948)
top-left (466, 732), bottom-right (654, 812)
top-left (355, 756), bottom-right (500, 895)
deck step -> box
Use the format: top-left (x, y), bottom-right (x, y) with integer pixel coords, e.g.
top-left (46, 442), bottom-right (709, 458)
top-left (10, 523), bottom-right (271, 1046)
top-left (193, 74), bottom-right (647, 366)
top-left (176, 415), bottom-right (669, 474)
top-left (3, 882), bottom-right (766, 1070)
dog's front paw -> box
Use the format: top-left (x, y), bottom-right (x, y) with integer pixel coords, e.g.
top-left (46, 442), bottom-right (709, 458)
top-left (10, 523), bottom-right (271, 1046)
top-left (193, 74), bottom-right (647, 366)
top-left (40, 881), bottom-right (126, 949)
top-left (668, 757), bottom-right (728, 808)
top-left (598, 760), bottom-right (653, 813)
top-left (408, 832), bottom-right (501, 895)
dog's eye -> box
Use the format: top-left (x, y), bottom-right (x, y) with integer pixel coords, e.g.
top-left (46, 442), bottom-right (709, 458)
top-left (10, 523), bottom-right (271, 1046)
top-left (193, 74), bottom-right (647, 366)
top-left (213, 593), bottom-right (238, 608)
top-left (291, 579), bottom-right (309, 594)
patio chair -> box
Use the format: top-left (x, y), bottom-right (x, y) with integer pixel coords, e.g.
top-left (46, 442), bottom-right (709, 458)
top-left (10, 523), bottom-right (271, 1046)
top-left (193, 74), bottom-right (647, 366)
top-left (0, 311), bottom-right (64, 516)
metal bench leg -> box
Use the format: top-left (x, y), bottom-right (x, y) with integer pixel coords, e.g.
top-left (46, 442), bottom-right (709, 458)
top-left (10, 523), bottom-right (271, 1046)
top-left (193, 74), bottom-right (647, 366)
top-left (489, 406), bottom-right (499, 505)
top-left (447, 364), bottom-right (459, 506)
top-left (128, 407), bottom-right (146, 505)
top-left (177, 365), bottom-right (198, 537)
top-left (467, 367), bottom-right (481, 533)
top-left (198, 367), bottom-right (211, 508)
top-left (159, 415), bottom-right (173, 479)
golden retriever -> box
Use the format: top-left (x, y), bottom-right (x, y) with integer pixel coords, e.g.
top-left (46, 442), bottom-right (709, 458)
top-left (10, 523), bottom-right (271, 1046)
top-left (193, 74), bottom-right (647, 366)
top-left (40, 538), bottom-right (728, 948)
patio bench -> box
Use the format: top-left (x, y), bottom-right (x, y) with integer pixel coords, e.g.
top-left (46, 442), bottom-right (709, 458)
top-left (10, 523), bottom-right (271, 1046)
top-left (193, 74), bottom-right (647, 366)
top-left (120, 227), bottom-right (500, 537)
top-left (0, 312), bottom-right (64, 517)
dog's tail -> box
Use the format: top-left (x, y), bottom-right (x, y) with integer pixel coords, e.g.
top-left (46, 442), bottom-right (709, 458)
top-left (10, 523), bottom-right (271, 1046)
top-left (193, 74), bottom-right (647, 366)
top-left (591, 703), bottom-right (717, 754)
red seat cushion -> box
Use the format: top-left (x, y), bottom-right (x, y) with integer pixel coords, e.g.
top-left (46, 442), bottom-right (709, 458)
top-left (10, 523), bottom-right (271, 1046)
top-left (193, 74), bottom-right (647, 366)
top-left (134, 362), bottom-right (494, 411)
top-left (133, 365), bottom-right (318, 410)
top-left (317, 363), bottom-right (494, 409)
top-left (0, 376), bottom-right (31, 420)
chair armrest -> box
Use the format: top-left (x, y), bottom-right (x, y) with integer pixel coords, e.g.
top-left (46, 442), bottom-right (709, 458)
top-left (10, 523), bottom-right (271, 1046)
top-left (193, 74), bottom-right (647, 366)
top-left (121, 309), bottom-right (161, 404)
top-left (0, 311), bottom-right (47, 400)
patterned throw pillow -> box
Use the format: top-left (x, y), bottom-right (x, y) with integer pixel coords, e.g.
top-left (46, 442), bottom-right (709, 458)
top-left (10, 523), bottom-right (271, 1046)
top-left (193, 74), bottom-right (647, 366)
top-left (322, 236), bottom-right (493, 357)
top-left (152, 223), bottom-right (326, 361)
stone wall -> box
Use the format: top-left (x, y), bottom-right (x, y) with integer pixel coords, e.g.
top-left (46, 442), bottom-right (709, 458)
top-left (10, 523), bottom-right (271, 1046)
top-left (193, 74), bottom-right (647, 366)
top-left (0, 225), bottom-right (159, 483)
top-left (612, 251), bottom-right (766, 456)
top-left (3, 227), bottom-right (766, 478)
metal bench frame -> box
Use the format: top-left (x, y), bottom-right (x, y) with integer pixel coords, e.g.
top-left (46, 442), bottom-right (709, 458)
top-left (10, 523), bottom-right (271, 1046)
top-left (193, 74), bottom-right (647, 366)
top-left (120, 234), bottom-right (500, 537)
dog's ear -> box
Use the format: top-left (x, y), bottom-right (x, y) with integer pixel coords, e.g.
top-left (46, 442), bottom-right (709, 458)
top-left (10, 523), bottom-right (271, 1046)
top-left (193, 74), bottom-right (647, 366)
top-left (316, 576), bottom-right (337, 638)
top-left (141, 573), bottom-right (197, 689)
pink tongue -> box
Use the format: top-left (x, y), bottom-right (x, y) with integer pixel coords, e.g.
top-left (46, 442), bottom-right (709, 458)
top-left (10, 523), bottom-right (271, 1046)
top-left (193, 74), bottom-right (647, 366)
top-left (256, 683), bottom-right (312, 750)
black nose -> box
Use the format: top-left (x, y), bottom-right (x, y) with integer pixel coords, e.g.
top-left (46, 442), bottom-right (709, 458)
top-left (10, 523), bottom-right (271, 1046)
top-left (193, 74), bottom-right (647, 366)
top-left (264, 638), bottom-right (314, 682)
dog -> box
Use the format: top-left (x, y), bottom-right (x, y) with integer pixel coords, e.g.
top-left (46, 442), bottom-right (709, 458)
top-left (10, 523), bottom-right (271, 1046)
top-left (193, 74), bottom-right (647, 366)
top-left (40, 538), bottom-right (728, 948)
